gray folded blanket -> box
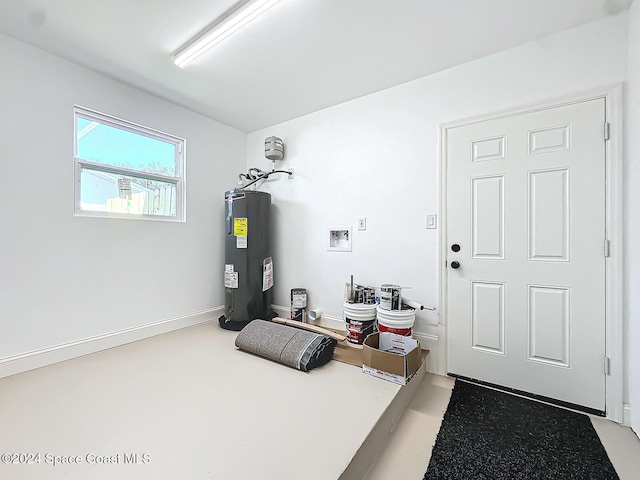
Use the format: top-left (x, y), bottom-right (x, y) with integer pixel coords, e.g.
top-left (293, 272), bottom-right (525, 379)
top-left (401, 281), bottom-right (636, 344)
top-left (235, 320), bottom-right (337, 371)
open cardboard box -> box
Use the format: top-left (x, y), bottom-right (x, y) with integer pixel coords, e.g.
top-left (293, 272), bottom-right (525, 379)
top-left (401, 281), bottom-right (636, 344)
top-left (361, 332), bottom-right (424, 385)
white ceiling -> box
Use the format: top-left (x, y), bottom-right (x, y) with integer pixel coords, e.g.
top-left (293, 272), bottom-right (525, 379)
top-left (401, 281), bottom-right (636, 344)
top-left (0, 0), bottom-right (633, 132)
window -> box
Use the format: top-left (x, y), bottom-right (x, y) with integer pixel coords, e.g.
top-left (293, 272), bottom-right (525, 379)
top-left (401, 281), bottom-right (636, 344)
top-left (74, 106), bottom-right (186, 221)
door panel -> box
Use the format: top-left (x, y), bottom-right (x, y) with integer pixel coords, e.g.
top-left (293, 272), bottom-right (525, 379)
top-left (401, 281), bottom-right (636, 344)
top-left (446, 98), bottom-right (606, 411)
top-left (527, 285), bottom-right (570, 367)
top-left (471, 281), bottom-right (505, 354)
top-left (472, 175), bottom-right (505, 259)
top-left (529, 168), bottom-right (570, 261)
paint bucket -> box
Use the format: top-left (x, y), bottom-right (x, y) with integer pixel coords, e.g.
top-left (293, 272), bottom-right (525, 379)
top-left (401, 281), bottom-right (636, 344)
top-left (379, 284), bottom-right (402, 310)
top-left (344, 302), bottom-right (377, 347)
top-left (376, 305), bottom-right (415, 336)
top-left (290, 288), bottom-right (307, 322)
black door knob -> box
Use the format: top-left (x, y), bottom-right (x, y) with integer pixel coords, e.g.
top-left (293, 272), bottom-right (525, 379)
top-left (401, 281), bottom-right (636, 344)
top-left (451, 244), bottom-right (461, 252)
top-left (450, 261), bottom-right (460, 269)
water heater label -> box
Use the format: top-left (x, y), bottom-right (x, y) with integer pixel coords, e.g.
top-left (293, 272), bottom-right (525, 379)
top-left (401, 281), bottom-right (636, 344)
top-left (224, 271), bottom-right (239, 288)
top-left (236, 237), bottom-right (247, 248)
top-left (234, 218), bottom-right (248, 237)
top-left (263, 257), bottom-right (273, 292)
top-left (225, 264), bottom-right (234, 272)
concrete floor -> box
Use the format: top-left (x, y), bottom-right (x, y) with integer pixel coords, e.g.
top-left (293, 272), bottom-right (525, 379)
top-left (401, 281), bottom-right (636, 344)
top-left (0, 323), bottom-right (402, 480)
top-left (1, 323), bottom-right (639, 479)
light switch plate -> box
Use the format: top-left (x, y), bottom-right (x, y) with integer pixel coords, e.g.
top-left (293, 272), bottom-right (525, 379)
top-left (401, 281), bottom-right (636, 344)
top-left (426, 214), bottom-right (437, 229)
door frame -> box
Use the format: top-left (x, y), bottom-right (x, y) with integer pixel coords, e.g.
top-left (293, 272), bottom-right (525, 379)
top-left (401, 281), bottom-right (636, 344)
top-left (438, 84), bottom-right (624, 422)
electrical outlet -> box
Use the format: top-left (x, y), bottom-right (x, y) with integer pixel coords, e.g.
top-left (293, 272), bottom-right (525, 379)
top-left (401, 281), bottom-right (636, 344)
top-left (357, 217), bottom-right (366, 231)
top-left (288, 167), bottom-right (294, 179)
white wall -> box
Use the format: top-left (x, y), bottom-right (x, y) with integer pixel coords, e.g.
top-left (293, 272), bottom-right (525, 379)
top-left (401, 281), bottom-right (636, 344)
top-left (247, 14), bottom-right (628, 374)
top-left (627, 0), bottom-right (640, 434)
top-left (0, 34), bottom-right (244, 360)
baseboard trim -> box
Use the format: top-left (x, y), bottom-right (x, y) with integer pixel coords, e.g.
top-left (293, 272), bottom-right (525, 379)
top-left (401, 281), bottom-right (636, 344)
top-left (272, 304), bottom-right (345, 330)
top-left (623, 403), bottom-right (631, 427)
top-left (412, 332), bottom-right (439, 343)
top-left (316, 315), bottom-right (345, 330)
top-left (0, 308), bottom-right (222, 379)
top-left (271, 304), bottom-right (291, 319)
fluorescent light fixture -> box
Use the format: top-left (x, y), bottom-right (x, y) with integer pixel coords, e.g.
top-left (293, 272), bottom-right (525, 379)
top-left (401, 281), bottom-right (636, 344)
top-left (174, 0), bottom-right (281, 68)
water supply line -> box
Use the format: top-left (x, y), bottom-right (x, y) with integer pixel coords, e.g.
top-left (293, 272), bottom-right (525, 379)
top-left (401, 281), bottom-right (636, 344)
top-left (237, 168), bottom-right (291, 190)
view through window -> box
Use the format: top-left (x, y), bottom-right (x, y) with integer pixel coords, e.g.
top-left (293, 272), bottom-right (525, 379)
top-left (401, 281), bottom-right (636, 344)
top-left (74, 107), bottom-right (186, 220)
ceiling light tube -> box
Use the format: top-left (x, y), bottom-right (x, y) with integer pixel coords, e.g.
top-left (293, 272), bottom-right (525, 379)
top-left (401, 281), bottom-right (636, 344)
top-left (174, 0), bottom-right (281, 68)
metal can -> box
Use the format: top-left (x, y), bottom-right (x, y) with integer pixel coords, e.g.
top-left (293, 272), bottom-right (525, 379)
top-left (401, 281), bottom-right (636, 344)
top-left (290, 288), bottom-right (307, 322)
top-left (354, 286), bottom-right (364, 303)
top-left (379, 284), bottom-right (401, 310)
top-left (363, 287), bottom-right (376, 305)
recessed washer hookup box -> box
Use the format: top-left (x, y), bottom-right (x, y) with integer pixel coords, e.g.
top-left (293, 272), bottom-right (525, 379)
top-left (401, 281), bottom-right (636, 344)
top-left (362, 332), bottom-right (425, 386)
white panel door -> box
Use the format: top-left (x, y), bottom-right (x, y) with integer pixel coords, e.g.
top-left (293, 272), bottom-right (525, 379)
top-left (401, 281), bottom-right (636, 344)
top-left (446, 99), bottom-right (606, 412)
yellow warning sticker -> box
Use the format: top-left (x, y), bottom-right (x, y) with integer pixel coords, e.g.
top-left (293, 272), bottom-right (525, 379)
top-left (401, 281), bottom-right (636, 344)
top-left (234, 218), bottom-right (248, 237)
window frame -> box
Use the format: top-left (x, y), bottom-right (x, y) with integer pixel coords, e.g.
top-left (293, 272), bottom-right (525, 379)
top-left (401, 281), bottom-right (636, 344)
top-left (73, 105), bottom-right (186, 222)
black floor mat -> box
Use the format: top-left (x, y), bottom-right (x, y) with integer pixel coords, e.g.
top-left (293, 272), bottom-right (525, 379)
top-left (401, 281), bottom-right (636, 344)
top-left (424, 380), bottom-right (619, 479)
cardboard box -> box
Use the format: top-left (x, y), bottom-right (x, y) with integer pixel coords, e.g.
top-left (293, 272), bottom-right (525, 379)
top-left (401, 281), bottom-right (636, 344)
top-left (362, 332), bottom-right (423, 385)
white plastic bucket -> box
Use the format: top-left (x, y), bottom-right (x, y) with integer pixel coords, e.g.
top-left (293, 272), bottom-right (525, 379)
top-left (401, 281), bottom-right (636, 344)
top-left (376, 305), bottom-right (415, 336)
top-left (344, 302), bottom-right (377, 346)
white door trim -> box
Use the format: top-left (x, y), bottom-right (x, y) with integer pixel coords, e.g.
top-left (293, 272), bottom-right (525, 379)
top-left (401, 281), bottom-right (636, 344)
top-left (438, 84), bottom-right (624, 422)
